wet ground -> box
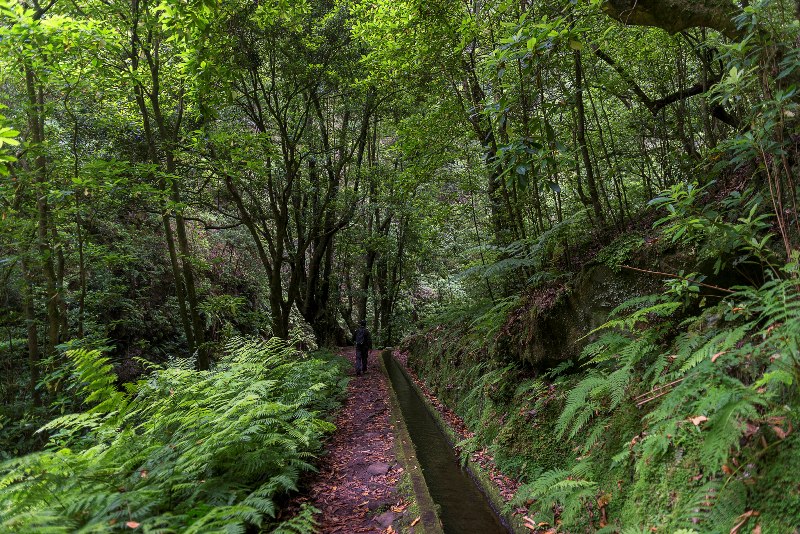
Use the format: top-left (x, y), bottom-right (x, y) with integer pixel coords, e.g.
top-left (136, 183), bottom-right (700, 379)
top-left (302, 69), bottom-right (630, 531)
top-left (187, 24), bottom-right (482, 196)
top-left (287, 347), bottom-right (518, 533)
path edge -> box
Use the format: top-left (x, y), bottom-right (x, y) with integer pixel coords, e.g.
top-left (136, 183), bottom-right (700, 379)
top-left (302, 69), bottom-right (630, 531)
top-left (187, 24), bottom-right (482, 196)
top-left (386, 350), bottom-right (527, 534)
top-left (380, 349), bottom-right (444, 534)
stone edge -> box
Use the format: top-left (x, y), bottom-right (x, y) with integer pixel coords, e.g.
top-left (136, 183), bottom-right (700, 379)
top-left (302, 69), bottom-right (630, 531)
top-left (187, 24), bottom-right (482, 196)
top-left (380, 349), bottom-right (444, 534)
top-left (386, 350), bottom-right (527, 534)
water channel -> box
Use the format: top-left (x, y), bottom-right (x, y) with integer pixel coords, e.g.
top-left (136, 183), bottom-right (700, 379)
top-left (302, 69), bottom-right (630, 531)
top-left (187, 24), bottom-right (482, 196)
top-left (383, 354), bottom-right (509, 534)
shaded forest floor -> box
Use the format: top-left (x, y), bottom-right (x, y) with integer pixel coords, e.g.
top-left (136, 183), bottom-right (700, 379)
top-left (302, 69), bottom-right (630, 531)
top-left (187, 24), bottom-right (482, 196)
top-left (293, 348), bottom-right (408, 533)
top-left (284, 347), bottom-right (525, 533)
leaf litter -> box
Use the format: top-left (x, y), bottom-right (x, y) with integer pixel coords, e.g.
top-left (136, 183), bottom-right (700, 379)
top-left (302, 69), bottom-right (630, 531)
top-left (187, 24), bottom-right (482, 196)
top-left (291, 349), bottom-right (406, 533)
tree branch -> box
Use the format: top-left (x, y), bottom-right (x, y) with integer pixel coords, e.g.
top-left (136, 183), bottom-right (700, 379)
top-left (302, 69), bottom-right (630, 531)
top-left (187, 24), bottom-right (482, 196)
top-left (602, 0), bottom-right (742, 39)
top-left (592, 45), bottom-right (739, 128)
top-left (620, 264), bottom-right (735, 294)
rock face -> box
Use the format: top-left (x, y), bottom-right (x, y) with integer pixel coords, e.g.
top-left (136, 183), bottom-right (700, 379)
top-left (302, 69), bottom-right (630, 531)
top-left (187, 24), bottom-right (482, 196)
top-left (408, 243), bottom-right (729, 372)
top-left (374, 510), bottom-right (399, 529)
top-left (505, 263), bottom-right (660, 369)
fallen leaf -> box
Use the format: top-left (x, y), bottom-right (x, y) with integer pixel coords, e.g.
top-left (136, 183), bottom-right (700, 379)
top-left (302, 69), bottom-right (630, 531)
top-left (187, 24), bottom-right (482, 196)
top-left (722, 464), bottom-right (733, 475)
top-left (125, 521), bottom-right (140, 529)
top-left (690, 415), bottom-right (709, 426)
top-left (410, 517), bottom-right (420, 527)
top-left (744, 423), bottom-right (760, 438)
top-left (522, 515), bottom-right (538, 530)
top-left (772, 425), bottom-right (788, 439)
top-left (712, 351), bottom-right (727, 363)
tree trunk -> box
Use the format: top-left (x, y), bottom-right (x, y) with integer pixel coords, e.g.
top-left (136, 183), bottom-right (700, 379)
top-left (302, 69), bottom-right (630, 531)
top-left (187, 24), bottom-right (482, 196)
top-left (168, 154), bottom-right (207, 369)
top-left (25, 63), bottom-right (60, 358)
top-left (22, 269), bottom-right (41, 407)
top-left (573, 50), bottom-right (605, 223)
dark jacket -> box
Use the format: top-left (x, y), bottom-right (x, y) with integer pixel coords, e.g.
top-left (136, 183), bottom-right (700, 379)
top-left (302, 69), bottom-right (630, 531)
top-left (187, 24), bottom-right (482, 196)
top-left (354, 326), bottom-right (372, 351)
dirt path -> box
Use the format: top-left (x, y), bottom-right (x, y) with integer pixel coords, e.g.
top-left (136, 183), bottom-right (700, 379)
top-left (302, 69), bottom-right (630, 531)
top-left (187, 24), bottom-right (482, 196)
top-left (305, 348), bottom-right (405, 533)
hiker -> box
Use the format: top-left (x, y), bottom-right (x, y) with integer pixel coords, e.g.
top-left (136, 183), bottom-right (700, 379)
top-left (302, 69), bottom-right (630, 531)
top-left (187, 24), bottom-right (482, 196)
top-left (354, 320), bottom-right (372, 376)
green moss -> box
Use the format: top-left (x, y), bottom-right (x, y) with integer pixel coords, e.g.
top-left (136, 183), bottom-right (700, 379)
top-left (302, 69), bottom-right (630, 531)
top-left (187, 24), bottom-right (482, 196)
top-left (620, 445), bottom-right (701, 530)
top-left (495, 396), bottom-right (573, 478)
top-left (393, 472), bottom-right (422, 533)
top-left (749, 433), bottom-right (800, 533)
top-left (407, 333), bottom-right (753, 532)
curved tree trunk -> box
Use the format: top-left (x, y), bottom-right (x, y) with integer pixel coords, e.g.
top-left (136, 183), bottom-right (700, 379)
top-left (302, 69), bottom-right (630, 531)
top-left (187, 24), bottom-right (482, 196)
top-left (602, 0), bottom-right (741, 38)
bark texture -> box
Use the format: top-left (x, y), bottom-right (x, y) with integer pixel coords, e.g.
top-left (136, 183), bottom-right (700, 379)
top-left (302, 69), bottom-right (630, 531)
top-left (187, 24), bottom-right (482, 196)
top-left (603, 0), bottom-right (741, 38)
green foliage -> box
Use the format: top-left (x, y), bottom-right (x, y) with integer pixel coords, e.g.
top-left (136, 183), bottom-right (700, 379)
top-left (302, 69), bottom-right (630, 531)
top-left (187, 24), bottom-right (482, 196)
top-left (2, 0), bottom-right (800, 529)
top-left (748, 432), bottom-right (800, 532)
top-left (270, 503), bottom-right (319, 534)
top-left (650, 182), bottom-right (777, 274)
top-left (411, 257), bottom-right (800, 530)
top-left (462, 210), bottom-right (589, 287)
top-left (0, 337), bottom-right (346, 532)
top-left (595, 233), bottom-right (646, 272)
top-left (0, 105), bottom-right (18, 175)
top-left (408, 155), bottom-right (800, 529)
top-left (513, 461), bottom-right (598, 527)
top-left (548, 261), bottom-right (800, 529)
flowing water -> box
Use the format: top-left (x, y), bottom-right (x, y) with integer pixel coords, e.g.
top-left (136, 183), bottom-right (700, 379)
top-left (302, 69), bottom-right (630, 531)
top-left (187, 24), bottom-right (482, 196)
top-left (383, 354), bottom-right (509, 534)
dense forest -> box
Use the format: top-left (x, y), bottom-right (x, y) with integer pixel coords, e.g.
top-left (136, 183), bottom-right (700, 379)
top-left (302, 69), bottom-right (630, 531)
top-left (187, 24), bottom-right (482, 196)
top-left (1, 0), bottom-right (799, 531)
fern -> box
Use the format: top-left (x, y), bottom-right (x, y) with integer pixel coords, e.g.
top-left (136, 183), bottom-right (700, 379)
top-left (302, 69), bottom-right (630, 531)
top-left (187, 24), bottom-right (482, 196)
top-left (546, 249), bottom-right (800, 530)
top-left (270, 503), bottom-right (319, 534)
top-left (556, 373), bottom-right (605, 438)
top-left (514, 461), bottom-right (598, 526)
top-left (0, 336), bottom-right (345, 532)
top-left (461, 210), bottom-right (588, 283)
top-left (67, 347), bottom-right (129, 416)
top-left (671, 479), bottom-right (745, 532)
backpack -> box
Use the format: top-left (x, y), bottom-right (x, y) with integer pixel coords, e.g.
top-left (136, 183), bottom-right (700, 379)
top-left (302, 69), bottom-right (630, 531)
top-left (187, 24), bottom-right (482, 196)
top-left (355, 328), bottom-right (366, 347)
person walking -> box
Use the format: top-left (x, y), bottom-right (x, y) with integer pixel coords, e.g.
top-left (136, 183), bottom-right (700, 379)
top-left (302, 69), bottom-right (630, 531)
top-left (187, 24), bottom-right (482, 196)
top-left (354, 320), bottom-right (372, 376)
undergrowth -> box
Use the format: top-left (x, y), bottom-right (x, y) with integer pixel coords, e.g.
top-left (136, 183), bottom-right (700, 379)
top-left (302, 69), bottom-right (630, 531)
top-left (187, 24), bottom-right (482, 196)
top-left (0, 337), bottom-right (348, 532)
top-left (405, 181), bottom-right (800, 532)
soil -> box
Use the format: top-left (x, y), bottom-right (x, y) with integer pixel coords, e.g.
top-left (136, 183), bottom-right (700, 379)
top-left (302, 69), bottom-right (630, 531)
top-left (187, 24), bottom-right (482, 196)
top-left (303, 348), bottom-right (406, 533)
